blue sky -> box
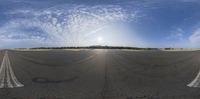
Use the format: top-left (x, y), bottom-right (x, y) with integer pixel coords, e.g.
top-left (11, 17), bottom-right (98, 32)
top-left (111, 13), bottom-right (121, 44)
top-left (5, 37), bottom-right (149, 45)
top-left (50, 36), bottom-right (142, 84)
top-left (1, 0), bottom-right (200, 48)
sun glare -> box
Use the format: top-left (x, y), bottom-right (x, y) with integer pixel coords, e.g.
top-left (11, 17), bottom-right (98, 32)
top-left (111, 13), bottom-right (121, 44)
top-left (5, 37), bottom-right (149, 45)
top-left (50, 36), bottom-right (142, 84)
top-left (97, 36), bottom-right (103, 44)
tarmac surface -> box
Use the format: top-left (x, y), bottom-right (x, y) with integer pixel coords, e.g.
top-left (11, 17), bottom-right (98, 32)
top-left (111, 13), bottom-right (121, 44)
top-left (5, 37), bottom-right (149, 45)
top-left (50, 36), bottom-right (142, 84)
top-left (0, 49), bottom-right (200, 99)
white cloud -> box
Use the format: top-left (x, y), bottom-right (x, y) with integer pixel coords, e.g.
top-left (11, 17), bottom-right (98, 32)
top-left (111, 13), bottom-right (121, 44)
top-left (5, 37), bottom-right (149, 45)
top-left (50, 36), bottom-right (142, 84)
top-left (0, 4), bottom-right (140, 48)
top-left (168, 28), bottom-right (184, 41)
top-left (189, 28), bottom-right (200, 45)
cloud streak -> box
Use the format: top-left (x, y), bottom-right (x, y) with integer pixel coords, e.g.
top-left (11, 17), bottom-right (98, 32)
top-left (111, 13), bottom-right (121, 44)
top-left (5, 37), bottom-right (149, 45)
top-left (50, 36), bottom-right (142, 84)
top-left (0, 4), bottom-right (139, 48)
top-left (189, 28), bottom-right (200, 46)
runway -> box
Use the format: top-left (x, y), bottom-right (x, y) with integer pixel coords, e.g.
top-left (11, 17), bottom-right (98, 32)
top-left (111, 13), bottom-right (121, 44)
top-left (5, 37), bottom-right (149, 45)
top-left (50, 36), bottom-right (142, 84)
top-left (0, 49), bottom-right (200, 99)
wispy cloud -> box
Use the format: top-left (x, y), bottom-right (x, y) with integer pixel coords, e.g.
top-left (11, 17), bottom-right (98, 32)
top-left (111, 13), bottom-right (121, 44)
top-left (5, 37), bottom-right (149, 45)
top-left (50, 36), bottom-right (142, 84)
top-left (189, 28), bottom-right (200, 46)
top-left (0, 4), bottom-right (139, 48)
top-left (167, 28), bottom-right (184, 41)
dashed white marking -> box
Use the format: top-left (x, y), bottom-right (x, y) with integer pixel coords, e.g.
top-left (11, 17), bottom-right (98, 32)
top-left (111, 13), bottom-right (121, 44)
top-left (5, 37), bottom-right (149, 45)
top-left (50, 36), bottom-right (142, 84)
top-left (0, 51), bottom-right (24, 88)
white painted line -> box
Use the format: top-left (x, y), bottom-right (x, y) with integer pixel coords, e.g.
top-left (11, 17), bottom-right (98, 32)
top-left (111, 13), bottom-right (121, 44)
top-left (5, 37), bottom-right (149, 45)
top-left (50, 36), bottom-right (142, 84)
top-left (0, 51), bottom-right (24, 88)
top-left (187, 70), bottom-right (200, 88)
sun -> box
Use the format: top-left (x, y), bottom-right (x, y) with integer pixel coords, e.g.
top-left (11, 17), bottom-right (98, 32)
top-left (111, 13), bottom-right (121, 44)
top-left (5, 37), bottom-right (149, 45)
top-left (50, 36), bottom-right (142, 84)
top-left (97, 36), bottom-right (102, 41)
top-left (97, 36), bottom-right (104, 44)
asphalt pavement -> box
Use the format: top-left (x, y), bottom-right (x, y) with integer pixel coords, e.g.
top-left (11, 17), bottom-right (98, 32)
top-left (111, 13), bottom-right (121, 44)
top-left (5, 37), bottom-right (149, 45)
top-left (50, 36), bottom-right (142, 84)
top-left (0, 49), bottom-right (200, 99)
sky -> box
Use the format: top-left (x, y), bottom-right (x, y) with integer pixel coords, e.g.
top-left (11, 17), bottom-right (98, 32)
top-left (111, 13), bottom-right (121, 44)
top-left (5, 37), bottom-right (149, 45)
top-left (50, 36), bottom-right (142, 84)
top-left (1, 0), bottom-right (200, 48)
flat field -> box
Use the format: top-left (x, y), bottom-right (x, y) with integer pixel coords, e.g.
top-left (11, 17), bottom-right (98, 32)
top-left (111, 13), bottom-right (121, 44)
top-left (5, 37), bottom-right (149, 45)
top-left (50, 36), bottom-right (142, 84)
top-left (0, 49), bottom-right (200, 99)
